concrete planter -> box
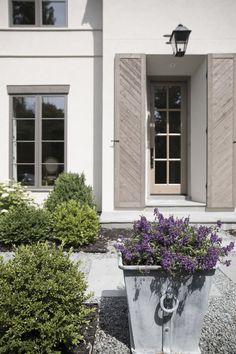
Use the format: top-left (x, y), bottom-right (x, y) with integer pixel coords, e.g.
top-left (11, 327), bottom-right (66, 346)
top-left (118, 253), bottom-right (215, 354)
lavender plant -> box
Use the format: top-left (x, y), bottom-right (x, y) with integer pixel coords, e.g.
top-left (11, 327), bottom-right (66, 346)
top-left (116, 209), bottom-right (234, 273)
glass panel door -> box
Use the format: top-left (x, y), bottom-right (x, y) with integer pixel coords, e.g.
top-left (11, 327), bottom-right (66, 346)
top-left (150, 82), bottom-right (187, 194)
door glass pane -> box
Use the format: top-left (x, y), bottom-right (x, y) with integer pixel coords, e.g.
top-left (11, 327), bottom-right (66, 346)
top-left (42, 96), bottom-right (65, 118)
top-left (169, 86), bottom-right (181, 109)
top-left (42, 1), bottom-right (66, 26)
top-left (42, 120), bottom-right (64, 140)
top-left (155, 87), bottom-right (167, 109)
top-left (42, 142), bottom-right (64, 163)
top-left (169, 136), bottom-right (181, 158)
top-left (13, 97), bottom-right (35, 118)
top-left (169, 161), bottom-right (181, 184)
top-left (16, 142), bottom-right (35, 163)
top-left (169, 111), bottom-right (181, 133)
top-left (16, 164), bottom-right (35, 186)
top-left (12, 1), bottom-right (35, 25)
top-left (155, 161), bottom-right (166, 184)
top-left (42, 164), bottom-right (64, 186)
top-left (155, 136), bottom-right (166, 158)
top-left (15, 120), bottom-right (35, 140)
top-left (154, 111), bottom-right (166, 133)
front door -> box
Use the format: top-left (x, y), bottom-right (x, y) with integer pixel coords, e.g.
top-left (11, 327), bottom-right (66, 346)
top-left (149, 82), bottom-right (187, 194)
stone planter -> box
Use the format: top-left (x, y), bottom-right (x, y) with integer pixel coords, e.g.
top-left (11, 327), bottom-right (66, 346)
top-left (118, 253), bottom-right (215, 354)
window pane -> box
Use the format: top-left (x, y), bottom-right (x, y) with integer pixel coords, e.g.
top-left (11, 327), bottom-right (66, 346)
top-left (12, 1), bottom-right (35, 25)
top-left (42, 142), bottom-right (64, 163)
top-left (42, 1), bottom-right (66, 26)
top-left (155, 87), bottom-right (167, 109)
top-left (154, 111), bottom-right (166, 134)
top-left (169, 161), bottom-right (181, 184)
top-left (13, 97), bottom-right (35, 118)
top-left (42, 164), bottom-right (64, 186)
top-left (155, 136), bottom-right (166, 158)
top-left (42, 120), bottom-right (64, 140)
top-left (169, 111), bottom-right (181, 133)
top-left (16, 165), bottom-right (35, 186)
top-left (42, 96), bottom-right (65, 118)
top-left (15, 120), bottom-right (35, 140)
top-left (16, 142), bottom-right (35, 163)
top-left (155, 161), bottom-right (166, 184)
top-left (169, 86), bottom-right (181, 109)
top-left (169, 136), bottom-right (181, 158)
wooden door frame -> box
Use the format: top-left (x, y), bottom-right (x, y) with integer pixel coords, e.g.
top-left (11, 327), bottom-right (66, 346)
top-left (147, 77), bottom-right (189, 195)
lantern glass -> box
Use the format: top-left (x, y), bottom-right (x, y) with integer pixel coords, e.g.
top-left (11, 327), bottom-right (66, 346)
top-left (169, 24), bottom-right (191, 57)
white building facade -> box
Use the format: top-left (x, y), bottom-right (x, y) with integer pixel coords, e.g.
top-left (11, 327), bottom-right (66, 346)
top-left (0, 0), bottom-right (236, 218)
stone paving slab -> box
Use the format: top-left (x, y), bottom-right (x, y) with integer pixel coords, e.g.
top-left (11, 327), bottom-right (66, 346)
top-left (87, 258), bottom-right (126, 298)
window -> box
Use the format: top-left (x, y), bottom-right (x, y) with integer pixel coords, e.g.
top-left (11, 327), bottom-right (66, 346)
top-left (10, 0), bottom-right (67, 27)
top-left (8, 86), bottom-right (69, 188)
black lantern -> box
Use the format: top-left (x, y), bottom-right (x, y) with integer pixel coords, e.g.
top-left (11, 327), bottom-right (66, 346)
top-left (166, 24), bottom-right (191, 57)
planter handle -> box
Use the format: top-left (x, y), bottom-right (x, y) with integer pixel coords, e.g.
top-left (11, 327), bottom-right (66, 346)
top-left (160, 293), bottom-right (179, 314)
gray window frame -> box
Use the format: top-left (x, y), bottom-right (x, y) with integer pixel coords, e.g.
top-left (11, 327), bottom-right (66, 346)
top-left (8, 85), bottom-right (69, 190)
top-left (9, 0), bottom-right (68, 27)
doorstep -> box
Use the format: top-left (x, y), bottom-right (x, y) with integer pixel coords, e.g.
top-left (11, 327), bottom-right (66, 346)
top-left (100, 210), bottom-right (236, 229)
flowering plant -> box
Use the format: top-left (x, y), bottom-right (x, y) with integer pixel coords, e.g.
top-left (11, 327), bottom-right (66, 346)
top-left (0, 180), bottom-right (33, 214)
top-left (116, 209), bottom-right (234, 273)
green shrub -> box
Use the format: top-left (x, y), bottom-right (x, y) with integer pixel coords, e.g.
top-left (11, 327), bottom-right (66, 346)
top-left (0, 205), bottom-right (51, 245)
top-left (0, 243), bottom-right (93, 353)
top-left (45, 172), bottom-right (95, 212)
top-left (0, 180), bottom-right (33, 215)
top-left (52, 200), bottom-right (99, 247)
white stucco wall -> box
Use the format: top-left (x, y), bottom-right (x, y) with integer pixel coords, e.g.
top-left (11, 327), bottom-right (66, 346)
top-left (102, 0), bottom-right (236, 212)
top-left (190, 58), bottom-right (207, 203)
top-left (0, 0), bottom-right (103, 209)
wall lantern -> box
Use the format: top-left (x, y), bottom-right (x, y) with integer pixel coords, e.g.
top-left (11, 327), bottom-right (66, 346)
top-left (165, 24), bottom-right (191, 57)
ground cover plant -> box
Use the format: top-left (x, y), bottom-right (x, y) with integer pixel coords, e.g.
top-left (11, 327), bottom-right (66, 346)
top-left (45, 172), bottom-right (95, 212)
top-left (52, 200), bottom-right (99, 247)
top-left (0, 204), bottom-right (51, 246)
top-left (0, 243), bottom-right (94, 353)
top-left (117, 209), bottom-right (235, 273)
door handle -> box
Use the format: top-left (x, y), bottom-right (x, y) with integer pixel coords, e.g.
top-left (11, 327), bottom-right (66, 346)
top-left (150, 148), bottom-right (154, 169)
top-left (111, 139), bottom-right (120, 143)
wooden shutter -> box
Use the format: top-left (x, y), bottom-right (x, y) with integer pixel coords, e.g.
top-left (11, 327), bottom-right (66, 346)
top-left (114, 54), bottom-right (146, 208)
top-left (207, 54), bottom-right (236, 209)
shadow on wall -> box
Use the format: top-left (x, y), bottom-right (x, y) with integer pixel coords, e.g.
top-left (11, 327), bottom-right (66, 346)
top-left (82, 0), bottom-right (103, 211)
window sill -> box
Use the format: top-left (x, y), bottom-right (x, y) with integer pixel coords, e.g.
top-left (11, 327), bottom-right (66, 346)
top-left (2, 28), bottom-right (102, 32)
top-left (27, 188), bottom-right (53, 192)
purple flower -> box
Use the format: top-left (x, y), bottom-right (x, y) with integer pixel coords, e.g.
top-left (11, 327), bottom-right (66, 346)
top-left (216, 220), bottom-right (222, 228)
top-left (160, 249), bottom-right (173, 270)
top-left (224, 260), bottom-right (231, 267)
top-left (178, 255), bottom-right (196, 273)
top-left (118, 209), bottom-right (234, 273)
top-left (222, 241), bottom-right (235, 256)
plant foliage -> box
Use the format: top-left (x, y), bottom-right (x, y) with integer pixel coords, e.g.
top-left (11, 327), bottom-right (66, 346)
top-left (0, 243), bottom-right (93, 353)
top-left (0, 180), bottom-right (33, 215)
top-left (45, 172), bottom-right (95, 212)
top-left (116, 209), bottom-right (234, 273)
top-left (52, 200), bottom-right (99, 247)
top-left (0, 205), bottom-right (51, 245)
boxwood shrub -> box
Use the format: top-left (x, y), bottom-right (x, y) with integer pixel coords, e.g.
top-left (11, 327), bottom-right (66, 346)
top-left (52, 200), bottom-right (99, 247)
top-left (0, 243), bottom-right (93, 353)
top-left (0, 205), bottom-right (51, 245)
top-left (45, 172), bottom-right (95, 212)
